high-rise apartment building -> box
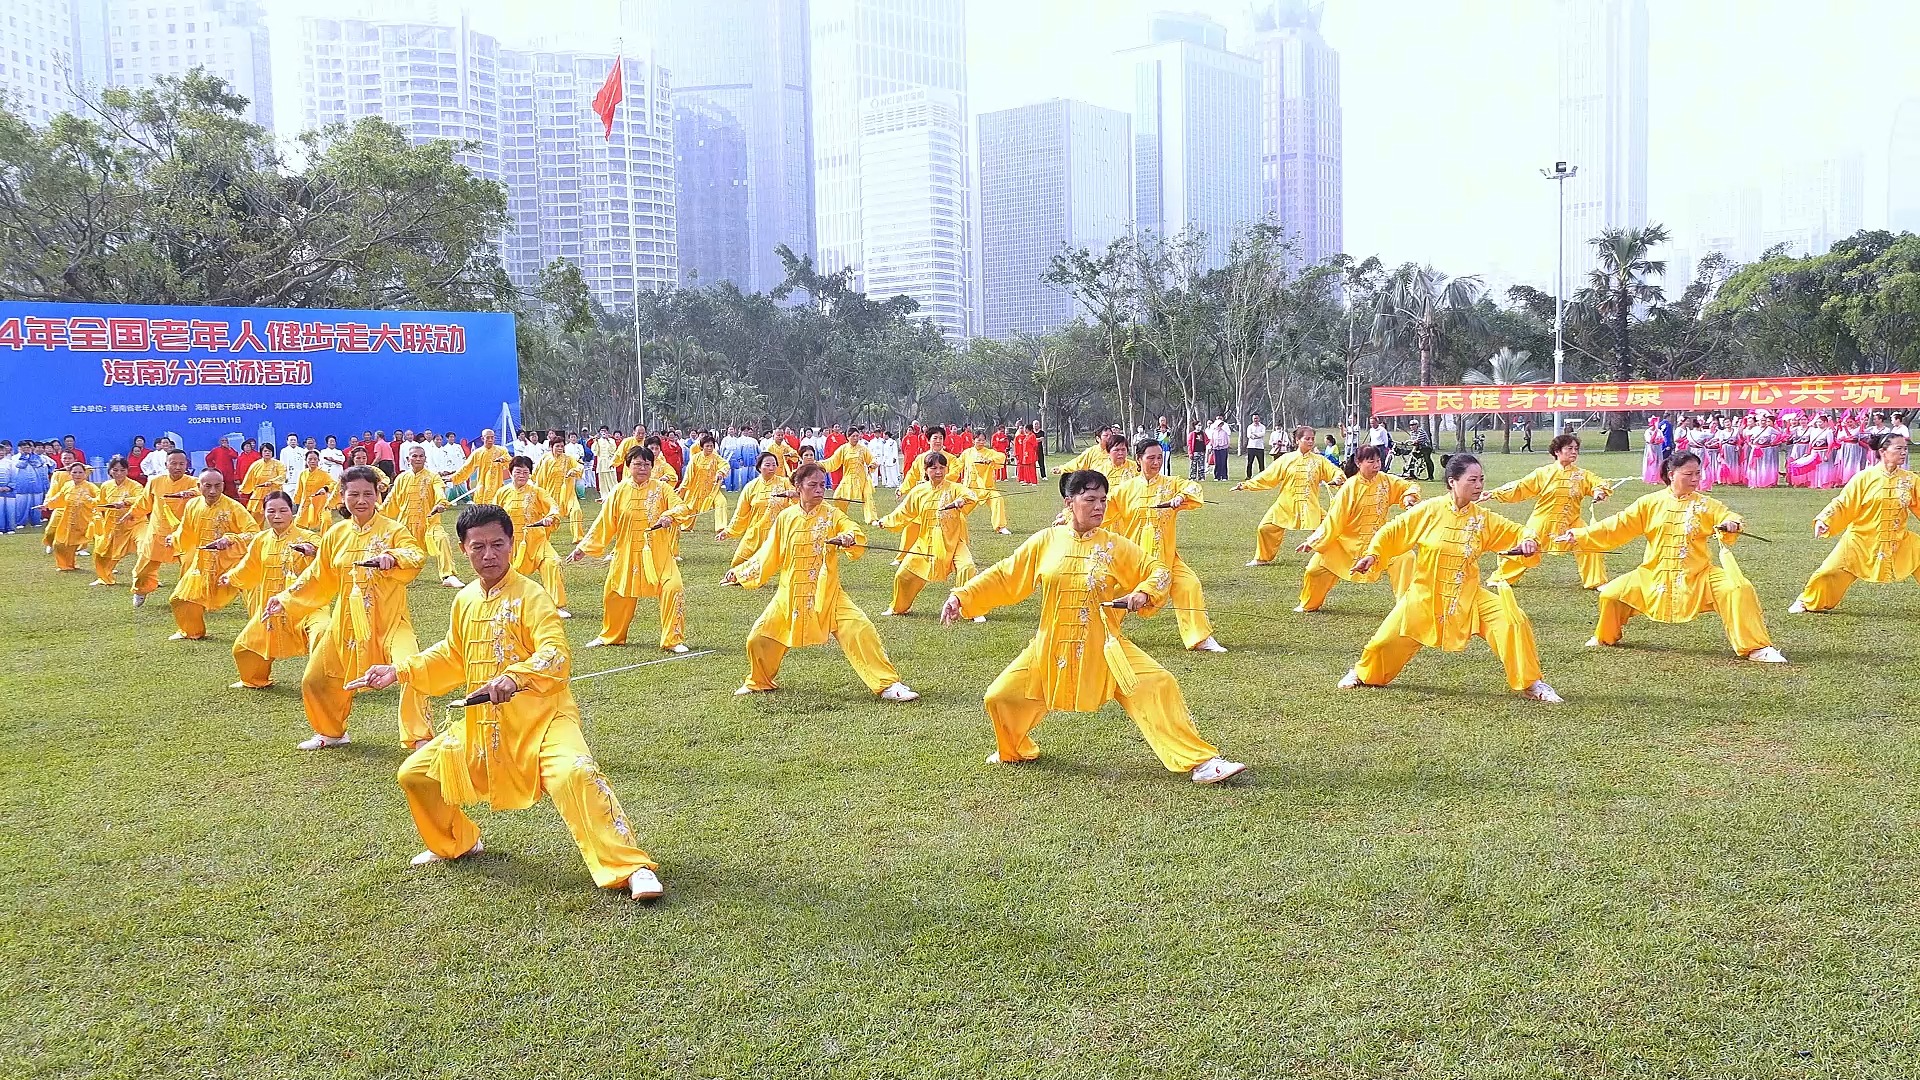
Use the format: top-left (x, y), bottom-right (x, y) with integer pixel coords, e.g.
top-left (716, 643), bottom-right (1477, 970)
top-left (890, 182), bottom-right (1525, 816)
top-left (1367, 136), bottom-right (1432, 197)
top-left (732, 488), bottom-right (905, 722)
top-left (1777, 154), bottom-right (1864, 252)
top-left (1249, 0), bottom-right (1342, 265)
top-left (301, 16), bottom-right (502, 182)
top-left (810, 0), bottom-right (971, 332)
top-left (1, 0), bottom-right (79, 125)
top-left (977, 99), bottom-right (1131, 337)
top-left (1888, 98), bottom-right (1920, 234)
top-left (858, 87), bottom-right (971, 338)
top-left (104, 0), bottom-right (273, 129)
top-left (633, 0), bottom-right (815, 293)
top-left (1121, 12), bottom-right (1262, 267)
top-left (1556, 0), bottom-right (1648, 287)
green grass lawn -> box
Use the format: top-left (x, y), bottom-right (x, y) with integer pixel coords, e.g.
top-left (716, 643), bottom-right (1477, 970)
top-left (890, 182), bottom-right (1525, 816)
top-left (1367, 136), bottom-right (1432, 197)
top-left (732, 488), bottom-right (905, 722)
top-left (4, 447), bottom-right (1918, 1078)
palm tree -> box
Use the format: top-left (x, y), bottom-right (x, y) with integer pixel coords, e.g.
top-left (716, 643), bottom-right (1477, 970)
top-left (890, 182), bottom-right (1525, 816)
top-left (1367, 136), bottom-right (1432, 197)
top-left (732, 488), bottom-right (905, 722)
top-left (1582, 224), bottom-right (1671, 450)
top-left (1464, 347), bottom-right (1544, 453)
top-left (1371, 264), bottom-right (1484, 442)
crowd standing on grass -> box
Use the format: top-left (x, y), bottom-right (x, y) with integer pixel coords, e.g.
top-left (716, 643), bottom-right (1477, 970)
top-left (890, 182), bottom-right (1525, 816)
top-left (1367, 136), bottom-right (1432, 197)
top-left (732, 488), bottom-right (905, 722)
top-left (11, 405), bottom-right (1920, 903)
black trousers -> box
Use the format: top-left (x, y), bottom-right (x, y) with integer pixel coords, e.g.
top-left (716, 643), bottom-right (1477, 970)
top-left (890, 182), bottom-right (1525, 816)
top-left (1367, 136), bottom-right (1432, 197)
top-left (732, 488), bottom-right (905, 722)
top-left (1244, 449), bottom-right (1266, 477)
top-left (1211, 448), bottom-right (1228, 480)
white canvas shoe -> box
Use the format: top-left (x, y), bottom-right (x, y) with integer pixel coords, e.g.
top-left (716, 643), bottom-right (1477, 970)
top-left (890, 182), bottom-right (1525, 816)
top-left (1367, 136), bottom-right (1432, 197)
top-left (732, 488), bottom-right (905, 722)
top-left (1192, 637), bottom-right (1227, 653)
top-left (1245, 559), bottom-right (1268, 567)
top-left (556, 609), bottom-right (572, 619)
top-left (296, 733), bottom-right (351, 750)
top-left (583, 638), bottom-right (610, 648)
top-left (168, 632), bottom-right (189, 641)
top-left (44, 545), bottom-right (52, 554)
top-left (628, 867), bottom-right (665, 900)
top-left (996, 527), bottom-right (1011, 535)
top-left (1190, 757), bottom-right (1248, 785)
top-left (1523, 680), bottom-right (1564, 703)
top-left (667, 644), bottom-right (689, 654)
top-left (441, 575), bottom-right (464, 588)
top-left (1337, 669), bottom-right (1364, 689)
top-left (1787, 600), bottom-right (1807, 614)
top-left (880, 682), bottom-right (919, 702)
top-left (1747, 646), bottom-right (1788, 663)
top-left (985, 750), bottom-right (1031, 765)
top-left (733, 685), bottom-right (760, 696)
top-left (972, 615), bottom-right (987, 623)
top-left (1584, 636), bottom-right (1603, 647)
top-left (74, 548), bottom-right (88, 557)
top-left (411, 840), bottom-right (482, 866)
top-left (1292, 604), bottom-right (1308, 613)
top-left (131, 593), bottom-right (146, 608)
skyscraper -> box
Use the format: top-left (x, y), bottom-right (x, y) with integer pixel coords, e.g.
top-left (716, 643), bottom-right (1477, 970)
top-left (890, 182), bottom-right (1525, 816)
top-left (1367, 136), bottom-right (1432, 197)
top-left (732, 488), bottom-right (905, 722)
top-left (1, 0), bottom-right (79, 126)
top-left (859, 87), bottom-right (972, 338)
top-left (1556, 0), bottom-right (1649, 286)
top-left (1777, 154), bottom-right (1864, 253)
top-left (809, 0), bottom-right (971, 332)
top-left (301, 16), bottom-right (503, 183)
top-left (1249, 0), bottom-right (1342, 265)
top-left (1889, 98), bottom-right (1920, 234)
top-left (1121, 12), bottom-right (1262, 267)
top-left (977, 99), bottom-right (1131, 338)
top-left (635, 0), bottom-right (815, 293)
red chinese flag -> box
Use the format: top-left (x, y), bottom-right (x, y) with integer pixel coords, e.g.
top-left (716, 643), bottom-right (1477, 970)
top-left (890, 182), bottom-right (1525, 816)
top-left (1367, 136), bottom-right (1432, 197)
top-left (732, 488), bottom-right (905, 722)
top-left (591, 57), bottom-right (624, 139)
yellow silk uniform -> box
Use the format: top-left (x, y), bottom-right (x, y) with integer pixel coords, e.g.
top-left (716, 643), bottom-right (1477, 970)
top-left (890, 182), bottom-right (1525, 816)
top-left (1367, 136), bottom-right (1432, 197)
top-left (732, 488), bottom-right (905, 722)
top-left (291, 466), bottom-right (334, 531)
top-left (878, 478), bottom-right (979, 613)
top-left (41, 470), bottom-right (73, 549)
top-left (1242, 450), bottom-right (1344, 563)
top-left (88, 476), bottom-right (144, 584)
top-left (395, 572), bottom-right (657, 888)
top-left (1572, 490), bottom-right (1774, 654)
top-left (1486, 462), bottom-right (1614, 589)
top-left (578, 478), bottom-right (693, 649)
top-left (382, 466), bottom-right (456, 579)
top-left (722, 476), bottom-right (796, 568)
top-left (1093, 456), bottom-right (1141, 486)
top-left (959, 446), bottom-right (1011, 531)
top-left (238, 457), bottom-right (287, 520)
top-left (677, 448), bottom-right (730, 531)
top-left (228, 525), bottom-right (321, 687)
top-left (1107, 473), bottom-right (1213, 648)
top-left (768, 440), bottom-right (799, 477)
top-left (822, 441), bottom-right (877, 520)
top-left (1797, 466), bottom-right (1920, 610)
top-left (733, 502), bottom-right (903, 693)
top-left (42, 478), bottom-right (98, 570)
top-left (490, 482), bottom-right (566, 609)
top-left (274, 514), bottom-right (431, 743)
top-left (1298, 471), bottom-right (1420, 611)
top-left (1352, 498), bottom-right (1545, 692)
top-left (533, 452), bottom-right (585, 541)
top-left (126, 472), bottom-right (199, 597)
top-left (1058, 443), bottom-right (1107, 475)
top-left (953, 525), bottom-right (1219, 771)
top-left (167, 494), bottom-right (257, 638)
top-left (591, 436), bottom-right (621, 496)
top-left (449, 444), bottom-right (510, 500)
top-left (900, 448), bottom-right (950, 491)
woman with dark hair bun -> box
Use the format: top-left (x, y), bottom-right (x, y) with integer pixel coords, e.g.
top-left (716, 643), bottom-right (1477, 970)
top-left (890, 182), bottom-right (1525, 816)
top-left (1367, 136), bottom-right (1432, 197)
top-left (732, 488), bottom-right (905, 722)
top-left (224, 488), bottom-right (322, 689)
top-left (1791, 432), bottom-right (1920, 614)
top-left (1560, 450), bottom-right (1784, 662)
top-left (1341, 455), bottom-right (1562, 702)
top-left (874, 451), bottom-right (979, 615)
top-left (1483, 432), bottom-right (1615, 590)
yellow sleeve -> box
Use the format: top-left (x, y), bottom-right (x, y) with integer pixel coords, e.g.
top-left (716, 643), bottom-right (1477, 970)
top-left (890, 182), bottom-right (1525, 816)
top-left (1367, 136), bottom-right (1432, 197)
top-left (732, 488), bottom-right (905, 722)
top-left (878, 487), bottom-right (927, 531)
top-left (384, 521), bottom-right (425, 577)
top-left (1480, 509), bottom-right (1527, 554)
top-left (1700, 496), bottom-right (1743, 545)
top-left (277, 525), bottom-right (345, 620)
top-left (1241, 453), bottom-right (1290, 492)
top-left (449, 450), bottom-right (481, 484)
top-left (226, 534), bottom-right (270, 592)
top-left (1489, 465), bottom-right (1548, 504)
top-left (1104, 480), bottom-right (1140, 539)
top-left (1814, 474), bottom-right (1865, 534)
top-left (722, 480), bottom-right (760, 536)
top-left (952, 530), bottom-right (1047, 617)
top-left (1364, 501), bottom-right (1425, 562)
top-left (944, 483), bottom-right (980, 512)
top-left (732, 508), bottom-right (791, 590)
top-left (1110, 534), bottom-right (1173, 616)
top-left (1582, 469), bottom-right (1615, 499)
top-left (502, 583), bottom-right (572, 694)
top-left (1572, 494), bottom-right (1655, 553)
top-left (832, 506), bottom-right (867, 561)
top-left (1388, 476), bottom-right (1421, 504)
top-left (169, 503), bottom-right (201, 552)
top-left (1315, 456), bottom-right (1345, 486)
top-left (578, 486), bottom-right (621, 558)
top-left (1174, 479), bottom-right (1205, 509)
top-left (660, 483), bottom-right (694, 526)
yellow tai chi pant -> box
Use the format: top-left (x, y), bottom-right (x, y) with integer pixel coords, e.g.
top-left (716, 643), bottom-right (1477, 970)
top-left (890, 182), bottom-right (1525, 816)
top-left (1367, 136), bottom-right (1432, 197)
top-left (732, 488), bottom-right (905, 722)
top-left (1594, 570), bottom-right (1772, 654)
top-left (396, 715), bottom-right (658, 889)
top-left (93, 549), bottom-right (128, 584)
top-left (1490, 547), bottom-right (1609, 590)
top-left (743, 595), bottom-right (901, 693)
top-left (232, 642), bottom-right (274, 688)
top-left (889, 552), bottom-right (975, 615)
top-left (1298, 552), bottom-right (1413, 612)
top-left (598, 579), bottom-right (688, 650)
top-left (170, 599), bottom-right (208, 639)
top-left (979, 490), bottom-right (1009, 531)
top-left (1795, 544), bottom-right (1919, 612)
top-left (133, 555), bottom-right (174, 597)
top-left (1164, 557), bottom-right (1213, 648)
top-left (533, 554), bottom-right (567, 609)
top-left (1356, 587), bottom-right (1544, 692)
top-left (1254, 523), bottom-right (1302, 564)
top-left (300, 630), bottom-right (435, 744)
top-left (982, 638), bottom-right (1218, 772)
top-left (52, 543), bottom-right (82, 571)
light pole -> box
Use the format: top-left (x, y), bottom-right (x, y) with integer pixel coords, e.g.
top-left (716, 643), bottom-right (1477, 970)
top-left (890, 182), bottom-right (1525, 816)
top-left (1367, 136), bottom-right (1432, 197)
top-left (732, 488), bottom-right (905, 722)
top-left (1541, 160), bottom-right (1578, 435)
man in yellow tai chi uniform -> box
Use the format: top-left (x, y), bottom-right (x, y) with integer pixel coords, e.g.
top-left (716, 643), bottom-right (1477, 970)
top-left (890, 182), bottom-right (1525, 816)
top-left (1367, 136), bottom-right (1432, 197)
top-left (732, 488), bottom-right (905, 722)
top-left (1105, 439), bottom-right (1224, 652)
top-left (875, 452), bottom-right (978, 615)
top-left (121, 447), bottom-right (198, 608)
top-left (1484, 433), bottom-right (1614, 589)
top-left (224, 490), bottom-right (320, 689)
top-left (1295, 444), bottom-right (1419, 612)
top-left (1791, 432), bottom-right (1920, 613)
top-left (571, 446), bottom-right (693, 651)
top-left (942, 468), bottom-right (1247, 784)
top-left (447, 429), bottom-right (511, 501)
top-left (492, 456), bottom-right (569, 617)
top-left (1235, 425), bottom-right (1344, 566)
top-left (166, 468), bottom-right (257, 641)
top-left (347, 503), bottom-right (665, 900)
top-left (725, 461), bottom-right (919, 701)
top-left (385, 445), bottom-right (462, 587)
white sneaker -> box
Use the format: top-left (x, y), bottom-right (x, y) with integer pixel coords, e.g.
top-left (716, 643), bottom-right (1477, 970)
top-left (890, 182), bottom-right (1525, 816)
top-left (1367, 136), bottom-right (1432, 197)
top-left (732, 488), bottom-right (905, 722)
top-left (167, 632), bottom-right (191, 641)
top-left (881, 609), bottom-right (902, 617)
top-left (628, 867), bottom-right (665, 900)
top-left (986, 750), bottom-right (1030, 765)
top-left (1192, 637), bottom-right (1227, 653)
top-left (733, 685), bottom-right (762, 696)
top-left (132, 593), bottom-right (146, 608)
top-left (1584, 636), bottom-right (1603, 647)
top-left (1787, 600), bottom-right (1807, 614)
top-left (1190, 757), bottom-right (1248, 785)
top-left (556, 609), bottom-right (572, 620)
top-left (1245, 559), bottom-right (1268, 567)
top-left (1292, 604), bottom-right (1308, 613)
top-left (74, 548), bottom-right (88, 557)
top-left (1523, 680), bottom-right (1564, 703)
top-left (296, 733), bottom-right (351, 750)
top-left (89, 579), bottom-right (108, 587)
top-left (44, 545), bottom-right (52, 554)
top-left (583, 638), bottom-right (609, 648)
top-left (972, 615), bottom-right (987, 623)
top-left (996, 527), bottom-right (1011, 535)
top-left (441, 575), bottom-right (464, 588)
top-left (1747, 646), bottom-right (1788, 664)
top-left (411, 840), bottom-right (482, 866)
top-left (880, 682), bottom-right (919, 702)
top-left (1337, 669), bottom-right (1364, 689)
top-left (667, 644), bottom-right (689, 654)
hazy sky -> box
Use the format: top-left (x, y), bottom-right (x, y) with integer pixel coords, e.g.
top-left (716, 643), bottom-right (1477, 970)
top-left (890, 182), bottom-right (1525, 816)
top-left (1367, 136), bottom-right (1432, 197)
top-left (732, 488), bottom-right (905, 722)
top-left (263, 0), bottom-right (1920, 290)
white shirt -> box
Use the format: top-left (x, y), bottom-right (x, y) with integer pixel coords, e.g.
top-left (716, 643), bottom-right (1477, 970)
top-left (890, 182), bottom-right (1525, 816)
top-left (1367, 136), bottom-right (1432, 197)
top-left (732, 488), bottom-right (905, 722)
top-left (1245, 422), bottom-right (1267, 450)
top-left (397, 440), bottom-right (427, 465)
top-left (1369, 425), bottom-right (1390, 447)
top-left (1895, 422), bottom-right (1911, 438)
top-left (318, 448), bottom-right (345, 480)
top-left (430, 443), bottom-right (463, 474)
top-left (142, 451), bottom-right (170, 478)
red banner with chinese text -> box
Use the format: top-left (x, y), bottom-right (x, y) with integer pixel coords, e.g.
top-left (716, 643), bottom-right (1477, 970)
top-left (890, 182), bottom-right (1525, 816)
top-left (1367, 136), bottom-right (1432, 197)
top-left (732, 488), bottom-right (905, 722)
top-left (1370, 374), bottom-right (1920, 417)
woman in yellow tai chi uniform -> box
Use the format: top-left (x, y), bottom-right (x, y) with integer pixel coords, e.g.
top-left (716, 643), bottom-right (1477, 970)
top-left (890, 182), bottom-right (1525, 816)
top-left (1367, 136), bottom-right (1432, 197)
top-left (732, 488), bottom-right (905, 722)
top-left (491, 456), bottom-right (569, 617)
top-left (533, 433), bottom-right (586, 543)
top-left (385, 445), bottom-right (462, 587)
top-left (941, 468), bottom-right (1247, 784)
top-left (1791, 433), bottom-right (1920, 613)
top-left (1485, 433), bottom-right (1614, 589)
top-left (1105, 439), bottom-right (1225, 652)
top-left (959, 439), bottom-right (1012, 534)
top-left (1562, 451), bottom-right (1786, 663)
top-left (678, 433), bottom-right (730, 532)
top-left (720, 451), bottom-right (796, 568)
top-left (875, 452), bottom-right (979, 615)
top-left (264, 465), bottom-right (434, 750)
top-left (570, 446), bottom-right (693, 652)
top-left (1339, 455), bottom-right (1563, 702)
top-left (822, 434), bottom-right (878, 521)
top-left (347, 503), bottom-right (665, 901)
top-left (291, 449), bottom-right (334, 531)
top-left (1295, 443), bottom-right (1419, 612)
top-left (121, 447), bottom-right (199, 607)
top-left (1236, 425), bottom-right (1344, 566)
top-left (165, 468), bottom-right (257, 641)
top-left (724, 462), bottom-right (920, 701)
top-left (40, 461), bottom-right (98, 572)
top-left (87, 456), bottom-right (143, 586)
top-left (224, 490), bottom-right (320, 689)
top-left (238, 451), bottom-right (287, 521)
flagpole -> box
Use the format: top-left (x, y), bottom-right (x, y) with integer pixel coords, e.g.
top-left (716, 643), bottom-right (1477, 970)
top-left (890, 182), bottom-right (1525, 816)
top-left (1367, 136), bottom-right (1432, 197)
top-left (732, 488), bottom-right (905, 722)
top-left (623, 46), bottom-right (646, 433)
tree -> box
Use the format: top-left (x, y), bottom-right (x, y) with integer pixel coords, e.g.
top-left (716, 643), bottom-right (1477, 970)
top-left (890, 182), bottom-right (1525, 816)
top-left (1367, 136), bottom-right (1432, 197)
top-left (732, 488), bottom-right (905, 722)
top-left (1045, 239), bottom-right (1141, 436)
top-left (1463, 347), bottom-right (1544, 452)
top-left (1371, 264), bottom-right (1485, 444)
top-left (1581, 223), bottom-right (1671, 450)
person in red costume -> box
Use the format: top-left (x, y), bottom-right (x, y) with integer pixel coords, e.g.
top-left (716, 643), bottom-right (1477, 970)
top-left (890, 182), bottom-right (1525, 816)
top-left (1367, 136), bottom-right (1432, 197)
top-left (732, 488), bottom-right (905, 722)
top-left (991, 426), bottom-right (1011, 481)
top-left (902, 425), bottom-right (928, 471)
top-left (824, 425), bottom-right (848, 485)
top-left (206, 434), bottom-right (241, 488)
top-left (1014, 423), bottom-right (1040, 486)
